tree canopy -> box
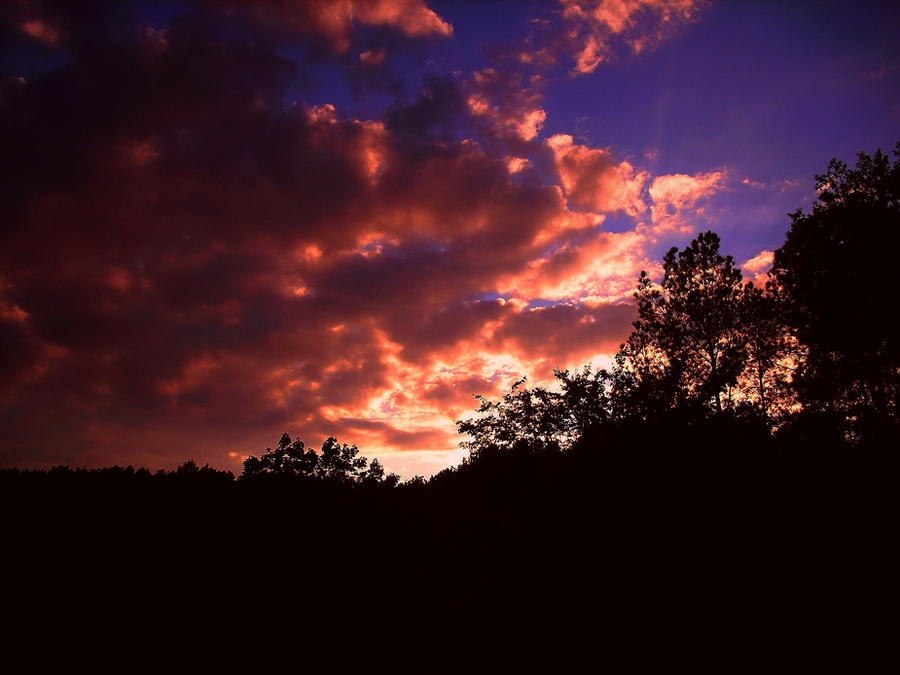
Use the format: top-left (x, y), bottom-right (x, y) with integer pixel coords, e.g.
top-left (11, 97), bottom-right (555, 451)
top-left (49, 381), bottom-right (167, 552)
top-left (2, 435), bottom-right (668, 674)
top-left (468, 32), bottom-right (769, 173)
top-left (242, 433), bottom-right (400, 486)
top-left (770, 144), bottom-right (900, 441)
top-left (458, 143), bottom-right (898, 458)
top-left (626, 231), bottom-right (748, 415)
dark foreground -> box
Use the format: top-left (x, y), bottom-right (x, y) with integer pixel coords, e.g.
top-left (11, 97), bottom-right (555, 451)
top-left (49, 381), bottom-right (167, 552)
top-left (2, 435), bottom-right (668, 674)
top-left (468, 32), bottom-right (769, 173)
top-left (4, 423), bottom-right (894, 650)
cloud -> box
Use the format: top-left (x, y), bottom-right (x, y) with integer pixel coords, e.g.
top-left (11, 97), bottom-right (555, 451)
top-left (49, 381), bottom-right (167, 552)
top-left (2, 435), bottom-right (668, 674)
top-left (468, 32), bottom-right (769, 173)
top-left (494, 1), bottom-right (705, 75)
top-left (497, 230), bottom-right (653, 304)
top-left (648, 169), bottom-right (725, 232)
top-left (467, 68), bottom-right (547, 142)
top-left (0, 0), bottom-right (726, 478)
top-left (385, 75), bottom-right (469, 141)
top-left (558, 0), bottom-right (707, 73)
top-left (200, 0), bottom-right (452, 52)
top-left (547, 134), bottom-right (649, 215)
top-left (359, 48), bottom-right (387, 66)
top-left (741, 250), bottom-right (774, 286)
top-left (21, 19), bottom-right (61, 46)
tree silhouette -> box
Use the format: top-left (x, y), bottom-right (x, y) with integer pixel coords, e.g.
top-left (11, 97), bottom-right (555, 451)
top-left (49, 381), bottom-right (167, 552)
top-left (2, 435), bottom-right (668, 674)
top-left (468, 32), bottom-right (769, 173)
top-left (737, 281), bottom-right (796, 422)
top-left (554, 366), bottom-right (613, 434)
top-left (770, 143), bottom-right (900, 442)
top-left (242, 433), bottom-right (319, 478)
top-left (316, 436), bottom-right (369, 482)
top-left (242, 433), bottom-right (399, 484)
top-left (622, 231), bottom-right (747, 416)
top-left (457, 378), bottom-right (565, 455)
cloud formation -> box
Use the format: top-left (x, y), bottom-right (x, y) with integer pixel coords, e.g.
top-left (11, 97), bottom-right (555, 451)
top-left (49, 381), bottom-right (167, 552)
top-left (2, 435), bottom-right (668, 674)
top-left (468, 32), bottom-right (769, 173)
top-left (201, 0), bottom-right (452, 51)
top-left (649, 170), bottom-right (726, 232)
top-left (559, 0), bottom-right (707, 73)
top-left (0, 0), bottom-right (733, 477)
top-left (467, 68), bottom-right (547, 142)
top-left (547, 134), bottom-right (649, 215)
top-left (741, 250), bottom-right (775, 286)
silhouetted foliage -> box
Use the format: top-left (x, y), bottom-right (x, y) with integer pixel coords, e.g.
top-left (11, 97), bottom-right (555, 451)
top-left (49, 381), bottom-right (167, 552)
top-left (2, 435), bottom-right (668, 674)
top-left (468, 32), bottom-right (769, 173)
top-left (771, 143), bottom-right (900, 443)
top-left (456, 378), bottom-right (565, 455)
top-left (624, 231), bottom-right (748, 416)
top-left (737, 281), bottom-right (796, 422)
top-left (457, 144), bottom-right (899, 460)
top-left (242, 433), bottom-right (400, 486)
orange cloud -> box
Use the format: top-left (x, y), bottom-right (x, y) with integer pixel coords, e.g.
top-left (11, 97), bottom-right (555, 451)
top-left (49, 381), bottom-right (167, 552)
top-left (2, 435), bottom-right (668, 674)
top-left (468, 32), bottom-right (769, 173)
top-left (209, 0), bottom-right (452, 52)
top-left (559, 0), bottom-right (706, 73)
top-left (359, 48), bottom-right (387, 66)
top-left (0, 6), bottom-right (736, 480)
top-left (742, 250), bottom-right (774, 276)
top-left (467, 69), bottom-right (547, 141)
top-left (497, 229), bottom-right (652, 304)
top-left (506, 157), bottom-right (531, 174)
top-left (21, 20), bottom-right (61, 46)
top-left (351, 0), bottom-right (452, 39)
top-left (547, 134), bottom-right (649, 215)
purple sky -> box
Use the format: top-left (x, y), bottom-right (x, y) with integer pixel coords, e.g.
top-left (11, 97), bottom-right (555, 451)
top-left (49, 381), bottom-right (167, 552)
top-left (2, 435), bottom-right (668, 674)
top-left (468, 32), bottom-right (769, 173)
top-left (1, 0), bottom-right (898, 477)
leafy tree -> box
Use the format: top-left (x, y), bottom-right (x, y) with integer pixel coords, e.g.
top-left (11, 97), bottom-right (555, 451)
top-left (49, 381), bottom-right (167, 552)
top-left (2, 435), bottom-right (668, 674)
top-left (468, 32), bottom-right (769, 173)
top-left (242, 433), bottom-right (319, 478)
top-left (242, 433), bottom-right (398, 485)
top-left (554, 366), bottom-right (613, 434)
top-left (316, 436), bottom-right (369, 482)
top-left (623, 231), bottom-right (748, 415)
top-left (770, 143), bottom-right (900, 440)
top-left (456, 366), bottom-right (625, 462)
top-left (736, 282), bottom-right (796, 421)
top-left (358, 458), bottom-right (401, 488)
top-left (456, 378), bottom-right (566, 455)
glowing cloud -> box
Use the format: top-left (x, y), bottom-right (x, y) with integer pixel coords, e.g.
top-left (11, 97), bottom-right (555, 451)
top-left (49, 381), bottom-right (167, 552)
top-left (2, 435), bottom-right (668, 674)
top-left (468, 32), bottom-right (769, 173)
top-left (558, 0), bottom-right (707, 72)
top-left (21, 20), bottom-right (61, 46)
top-left (2, 0), bottom-right (825, 481)
top-left (547, 134), bottom-right (649, 215)
top-left (649, 170), bottom-right (725, 232)
top-left (204, 0), bottom-right (452, 51)
top-left (741, 250), bottom-right (775, 286)
top-left (468, 68), bottom-right (547, 141)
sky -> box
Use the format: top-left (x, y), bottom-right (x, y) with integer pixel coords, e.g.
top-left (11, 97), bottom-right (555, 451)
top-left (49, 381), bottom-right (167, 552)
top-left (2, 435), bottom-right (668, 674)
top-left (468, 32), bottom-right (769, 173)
top-left (1, 0), bottom-right (898, 477)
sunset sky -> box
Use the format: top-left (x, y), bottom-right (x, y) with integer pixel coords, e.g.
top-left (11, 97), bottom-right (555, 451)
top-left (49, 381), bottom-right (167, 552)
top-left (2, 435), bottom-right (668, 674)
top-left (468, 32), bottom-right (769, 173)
top-left (2, 0), bottom-right (898, 477)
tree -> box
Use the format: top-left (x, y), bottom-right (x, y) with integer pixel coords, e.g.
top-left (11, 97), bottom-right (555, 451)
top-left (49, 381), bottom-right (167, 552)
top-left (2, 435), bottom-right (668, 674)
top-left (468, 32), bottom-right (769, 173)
top-left (554, 366), bottom-right (613, 434)
top-left (770, 143), bottom-right (900, 441)
top-left (736, 281), bottom-right (796, 422)
top-left (622, 231), bottom-right (748, 415)
top-left (242, 433), bottom-right (398, 485)
top-left (242, 433), bottom-right (319, 478)
top-left (456, 378), bottom-right (566, 455)
top-left (316, 436), bottom-right (369, 482)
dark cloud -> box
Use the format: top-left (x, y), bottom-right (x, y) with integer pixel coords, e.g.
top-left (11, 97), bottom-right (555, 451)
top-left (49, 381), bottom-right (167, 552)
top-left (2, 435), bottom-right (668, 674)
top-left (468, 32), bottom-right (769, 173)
top-left (385, 74), bottom-right (469, 141)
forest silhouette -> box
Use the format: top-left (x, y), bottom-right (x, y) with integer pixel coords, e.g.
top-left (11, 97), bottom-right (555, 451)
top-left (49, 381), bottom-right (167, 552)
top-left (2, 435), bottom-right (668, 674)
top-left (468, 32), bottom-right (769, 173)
top-left (4, 145), bottom-right (898, 625)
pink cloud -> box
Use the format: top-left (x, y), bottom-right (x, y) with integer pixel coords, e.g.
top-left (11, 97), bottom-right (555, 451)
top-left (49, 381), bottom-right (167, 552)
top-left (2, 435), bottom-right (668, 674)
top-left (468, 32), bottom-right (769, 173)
top-left (497, 230), bottom-right (652, 304)
top-left (351, 0), bottom-right (452, 38)
top-left (741, 250), bottom-right (774, 286)
top-left (742, 250), bottom-right (774, 276)
top-left (207, 0), bottom-right (452, 52)
top-left (359, 48), bottom-right (387, 66)
top-left (547, 134), bottom-right (649, 215)
top-left (0, 3), bottom-right (733, 479)
top-left (558, 0), bottom-right (707, 73)
top-left (648, 169), bottom-right (725, 232)
top-left (467, 68), bottom-right (547, 142)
